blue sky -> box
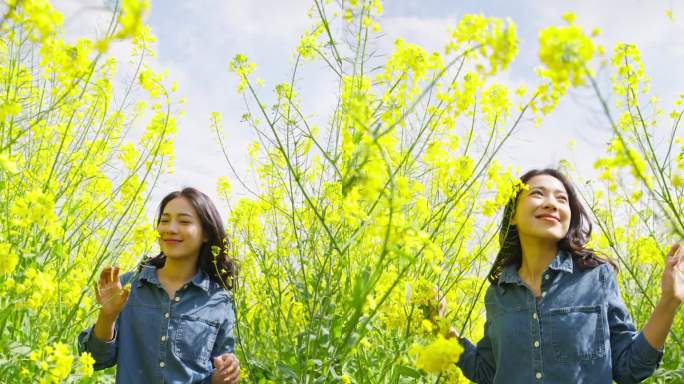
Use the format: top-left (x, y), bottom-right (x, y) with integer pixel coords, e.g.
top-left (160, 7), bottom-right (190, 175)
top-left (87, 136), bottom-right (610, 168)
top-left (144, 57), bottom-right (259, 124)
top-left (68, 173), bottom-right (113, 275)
top-left (58, 0), bottom-right (684, 214)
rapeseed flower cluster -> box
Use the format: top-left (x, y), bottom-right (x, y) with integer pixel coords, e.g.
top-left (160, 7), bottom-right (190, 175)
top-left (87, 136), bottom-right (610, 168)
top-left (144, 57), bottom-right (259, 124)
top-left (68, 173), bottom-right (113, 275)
top-left (535, 13), bottom-right (598, 114)
top-left (29, 342), bottom-right (72, 383)
top-left (412, 335), bottom-right (464, 374)
top-left (447, 14), bottom-right (518, 75)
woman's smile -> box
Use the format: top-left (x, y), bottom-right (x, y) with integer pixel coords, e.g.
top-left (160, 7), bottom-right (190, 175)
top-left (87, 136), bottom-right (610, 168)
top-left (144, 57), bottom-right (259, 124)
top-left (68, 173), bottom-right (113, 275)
top-left (535, 213), bottom-right (560, 222)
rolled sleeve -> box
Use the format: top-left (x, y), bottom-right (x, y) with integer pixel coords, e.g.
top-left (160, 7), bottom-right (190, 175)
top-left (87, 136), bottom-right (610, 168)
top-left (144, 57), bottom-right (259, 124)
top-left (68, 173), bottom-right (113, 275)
top-left (77, 324), bottom-right (118, 370)
top-left (631, 332), bottom-right (664, 365)
top-left (604, 265), bottom-right (663, 383)
top-left (456, 322), bottom-right (496, 384)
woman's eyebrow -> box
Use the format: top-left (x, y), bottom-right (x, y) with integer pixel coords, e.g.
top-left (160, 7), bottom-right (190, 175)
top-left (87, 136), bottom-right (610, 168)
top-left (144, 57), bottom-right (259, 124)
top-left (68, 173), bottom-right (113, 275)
top-left (528, 186), bottom-right (567, 194)
top-left (160, 212), bottom-right (194, 217)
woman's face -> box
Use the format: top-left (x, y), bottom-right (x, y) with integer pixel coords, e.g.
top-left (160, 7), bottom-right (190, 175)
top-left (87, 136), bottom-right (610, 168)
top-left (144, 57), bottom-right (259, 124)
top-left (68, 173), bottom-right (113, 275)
top-left (157, 197), bottom-right (205, 262)
top-left (511, 174), bottom-right (571, 243)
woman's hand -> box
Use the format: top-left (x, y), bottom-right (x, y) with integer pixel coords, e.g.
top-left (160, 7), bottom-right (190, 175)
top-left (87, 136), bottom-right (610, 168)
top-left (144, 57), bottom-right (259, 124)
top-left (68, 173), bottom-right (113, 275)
top-left (643, 243), bottom-right (684, 350)
top-left (93, 266), bottom-right (129, 341)
top-left (94, 266), bottom-right (130, 319)
top-left (211, 353), bottom-right (240, 384)
top-left (661, 243), bottom-right (684, 307)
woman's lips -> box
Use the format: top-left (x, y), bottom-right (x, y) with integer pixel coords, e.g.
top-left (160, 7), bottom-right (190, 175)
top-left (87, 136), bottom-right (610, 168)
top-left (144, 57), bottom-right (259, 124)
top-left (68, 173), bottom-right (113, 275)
top-left (536, 215), bottom-right (559, 222)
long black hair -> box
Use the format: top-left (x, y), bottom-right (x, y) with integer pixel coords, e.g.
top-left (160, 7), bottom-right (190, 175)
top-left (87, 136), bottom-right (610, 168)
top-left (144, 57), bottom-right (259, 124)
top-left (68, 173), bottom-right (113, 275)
top-left (144, 187), bottom-right (238, 289)
top-left (486, 168), bottom-right (608, 284)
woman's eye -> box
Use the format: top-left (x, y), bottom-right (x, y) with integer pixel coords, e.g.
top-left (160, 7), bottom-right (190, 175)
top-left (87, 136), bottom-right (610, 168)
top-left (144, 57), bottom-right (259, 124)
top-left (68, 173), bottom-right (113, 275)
top-left (159, 220), bottom-right (169, 224)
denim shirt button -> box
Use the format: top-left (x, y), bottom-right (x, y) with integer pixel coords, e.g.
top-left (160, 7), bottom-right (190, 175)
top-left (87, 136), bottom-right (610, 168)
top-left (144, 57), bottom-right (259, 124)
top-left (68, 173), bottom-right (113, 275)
top-left (161, 335), bottom-right (167, 342)
top-left (541, 291), bottom-right (547, 297)
top-left (536, 372), bottom-right (542, 379)
top-left (533, 312), bottom-right (538, 320)
top-left (159, 361), bottom-right (165, 368)
top-left (175, 296), bottom-right (180, 302)
top-left (544, 274), bottom-right (550, 280)
top-left (165, 312), bottom-right (170, 318)
top-left (534, 340), bottom-right (540, 348)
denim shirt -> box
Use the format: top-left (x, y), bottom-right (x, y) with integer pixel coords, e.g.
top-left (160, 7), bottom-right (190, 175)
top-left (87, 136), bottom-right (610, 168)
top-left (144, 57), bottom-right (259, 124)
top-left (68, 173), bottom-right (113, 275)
top-left (457, 250), bottom-right (663, 384)
top-left (78, 265), bottom-right (236, 384)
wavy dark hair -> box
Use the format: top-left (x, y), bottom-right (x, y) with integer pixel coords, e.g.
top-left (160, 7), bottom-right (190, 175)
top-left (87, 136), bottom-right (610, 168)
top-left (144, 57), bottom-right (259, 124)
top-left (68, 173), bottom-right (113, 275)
top-left (486, 168), bottom-right (610, 284)
top-left (143, 187), bottom-right (238, 289)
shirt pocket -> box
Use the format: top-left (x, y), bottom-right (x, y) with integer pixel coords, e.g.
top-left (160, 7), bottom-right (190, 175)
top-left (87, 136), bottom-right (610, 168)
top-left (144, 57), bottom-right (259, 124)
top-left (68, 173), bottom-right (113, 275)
top-left (548, 305), bottom-right (605, 363)
top-left (172, 314), bottom-right (220, 370)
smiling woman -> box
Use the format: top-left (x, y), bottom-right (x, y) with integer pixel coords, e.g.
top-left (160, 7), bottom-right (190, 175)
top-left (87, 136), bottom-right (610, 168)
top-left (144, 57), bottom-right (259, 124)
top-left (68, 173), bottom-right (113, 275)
top-left (452, 168), bottom-right (684, 384)
top-left (77, 188), bottom-right (241, 384)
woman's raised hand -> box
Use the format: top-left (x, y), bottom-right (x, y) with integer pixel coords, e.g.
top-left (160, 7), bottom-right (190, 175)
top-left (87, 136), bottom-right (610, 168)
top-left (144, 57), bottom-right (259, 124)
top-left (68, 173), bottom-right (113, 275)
top-left (662, 244), bottom-right (684, 306)
top-left (94, 266), bottom-right (130, 320)
top-left (641, 244), bottom-right (683, 350)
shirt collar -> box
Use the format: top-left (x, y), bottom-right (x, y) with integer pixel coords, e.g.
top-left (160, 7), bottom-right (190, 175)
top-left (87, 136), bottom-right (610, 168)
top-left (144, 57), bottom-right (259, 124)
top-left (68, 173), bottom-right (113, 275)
top-left (548, 249), bottom-right (574, 273)
top-left (497, 249), bottom-right (574, 286)
top-left (189, 268), bottom-right (211, 293)
top-left (138, 265), bottom-right (161, 287)
top-left (138, 264), bottom-right (211, 293)
top-left (498, 263), bottom-right (522, 286)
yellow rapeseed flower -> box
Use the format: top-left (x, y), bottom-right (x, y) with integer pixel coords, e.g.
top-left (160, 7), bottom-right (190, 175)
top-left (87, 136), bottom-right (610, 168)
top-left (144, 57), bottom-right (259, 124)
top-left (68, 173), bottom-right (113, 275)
top-left (78, 352), bottom-right (95, 377)
top-left (415, 335), bottom-right (464, 374)
top-left (0, 243), bottom-right (19, 275)
top-left (538, 19), bottom-right (595, 88)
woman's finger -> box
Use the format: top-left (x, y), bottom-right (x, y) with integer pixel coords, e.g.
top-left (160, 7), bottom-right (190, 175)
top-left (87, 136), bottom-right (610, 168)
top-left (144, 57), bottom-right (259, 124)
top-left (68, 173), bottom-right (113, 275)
top-left (667, 244), bottom-right (680, 259)
top-left (100, 267), bottom-right (111, 285)
top-left (226, 368), bottom-right (240, 383)
top-left (221, 364), bottom-right (240, 384)
top-left (438, 296), bottom-right (447, 317)
top-left (226, 353), bottom-right (238, 364)
top-left (676, 247), bottom-right (684, 271)
top-left (112, 266), bottom-right (120, 285)
top-left (664, 244), bottom-right (681, 271)
top-left (219, 359), bottom-right (237, 375)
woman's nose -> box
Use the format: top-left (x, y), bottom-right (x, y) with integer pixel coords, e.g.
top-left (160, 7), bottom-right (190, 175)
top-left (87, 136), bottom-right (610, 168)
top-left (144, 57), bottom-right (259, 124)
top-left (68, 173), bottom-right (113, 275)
top-left (542, 198), bottom-right (558, 210)
top-left (160, 222), bottom-right (179, 233)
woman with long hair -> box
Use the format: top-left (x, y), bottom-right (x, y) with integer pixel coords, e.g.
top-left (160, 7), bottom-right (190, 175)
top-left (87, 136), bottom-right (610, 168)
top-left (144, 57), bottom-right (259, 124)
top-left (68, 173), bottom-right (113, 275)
top-left (454, 169), bottom-right (683, 383)
top-left (78, 187), bottom-right (240, 383)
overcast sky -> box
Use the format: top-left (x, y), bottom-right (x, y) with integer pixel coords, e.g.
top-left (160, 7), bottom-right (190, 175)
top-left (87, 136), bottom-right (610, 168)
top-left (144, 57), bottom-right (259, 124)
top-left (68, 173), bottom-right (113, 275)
top-left (57, 0), bottom-right (684, 216)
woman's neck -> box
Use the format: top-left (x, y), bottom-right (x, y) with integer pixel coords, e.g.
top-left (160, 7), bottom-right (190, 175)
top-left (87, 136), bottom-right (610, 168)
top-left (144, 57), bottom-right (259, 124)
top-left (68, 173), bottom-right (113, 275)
top-left (518, 236), bottom-right (558, 283)
top-left (158, 256), bottom-right (198, 285)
